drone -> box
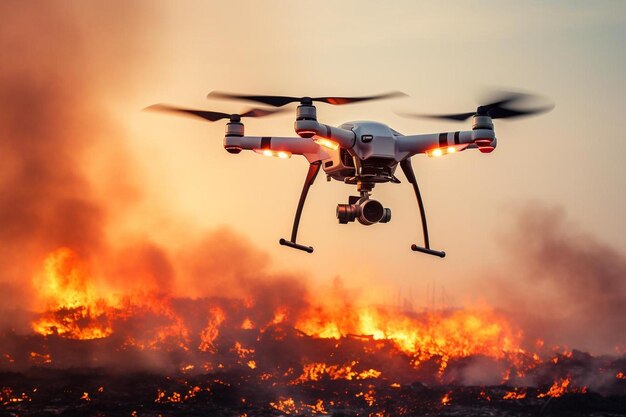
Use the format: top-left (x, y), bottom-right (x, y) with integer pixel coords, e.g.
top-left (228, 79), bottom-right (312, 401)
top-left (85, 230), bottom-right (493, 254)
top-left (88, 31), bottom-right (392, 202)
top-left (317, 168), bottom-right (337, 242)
top-left (147, 90), bottom-right (552, 257)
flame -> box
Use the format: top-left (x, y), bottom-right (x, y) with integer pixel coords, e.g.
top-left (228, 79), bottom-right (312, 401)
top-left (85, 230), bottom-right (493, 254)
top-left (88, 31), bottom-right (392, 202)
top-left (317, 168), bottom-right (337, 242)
top-left (269, 397), bottom-right (297, 414)
top-left (503, 389), bottom-right (527, 400)
top-left (29, 247), bottom-right (525, 373)
top-left (31, 248), bottom-right (193, 349)
top-left (537, 377), bottom-right (586, 398)
top-left (31, 248), bottom-right (117, 339)
top-left (296, 306), bottom-right (524, 371)
top-left (441, 391), bottom-right (452, 405)
top-left (292, 361), bottom-right (381, 384)
top-left (21, 246), bottom-right (607, 403)
top-left (356, 389), bottom-right (377, 406)
top-left (241, 318), bottom-right (254, 329)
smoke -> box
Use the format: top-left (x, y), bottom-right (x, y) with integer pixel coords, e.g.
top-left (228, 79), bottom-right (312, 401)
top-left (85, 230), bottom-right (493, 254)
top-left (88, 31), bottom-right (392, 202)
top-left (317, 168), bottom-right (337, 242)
top-left (0, 2), bottom-right (108, 312)
top-left (491, 204), bottom-right (626, 354)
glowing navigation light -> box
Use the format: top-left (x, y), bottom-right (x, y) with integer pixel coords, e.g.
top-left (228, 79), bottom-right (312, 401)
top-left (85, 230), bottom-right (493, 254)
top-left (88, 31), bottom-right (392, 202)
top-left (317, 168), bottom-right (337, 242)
top-left (447, 146), bottom-right (456, 153)
top-left (259, 149), bottom-right (292, 158)
top-left (432, 148), bottom-right (443, 157)
top-left (313, 137), bottom-right (339, 150)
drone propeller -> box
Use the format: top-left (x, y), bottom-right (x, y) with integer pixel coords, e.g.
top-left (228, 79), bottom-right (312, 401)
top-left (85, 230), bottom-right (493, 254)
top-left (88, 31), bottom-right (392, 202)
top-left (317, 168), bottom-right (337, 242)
top-left (145, 103), bottom-right (284, 122)
top-left (207, 91), bottom-right (407, 107)
top-left (398, 91), bottom-right (554, 121)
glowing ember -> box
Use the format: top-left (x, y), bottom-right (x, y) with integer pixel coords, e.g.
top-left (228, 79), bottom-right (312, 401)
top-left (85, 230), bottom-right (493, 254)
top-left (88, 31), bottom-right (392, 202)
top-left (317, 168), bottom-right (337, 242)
top-left (441, 391), bottom-right (452, 405)
top-left (292, 361), bottom-right (382, 384)
top-left (29, 351), bottom-right (52, 365)
top-left (478, 390), bottom-right (491, 401)
top-left (269, 397), bottom-right (297, 414)
top-left (0, 388), bottom-right (31, 405)
top-left (356, 389), bottom-right (377, 406)
top-left (503, 389), bottom-right (527, 400)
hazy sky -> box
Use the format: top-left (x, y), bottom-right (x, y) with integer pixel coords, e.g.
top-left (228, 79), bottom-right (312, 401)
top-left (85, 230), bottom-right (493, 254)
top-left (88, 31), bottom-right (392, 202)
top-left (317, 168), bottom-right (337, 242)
top-left (112, 0), bottom-right (624, 302)
top-left (7, 1), bottom-right (623, 311)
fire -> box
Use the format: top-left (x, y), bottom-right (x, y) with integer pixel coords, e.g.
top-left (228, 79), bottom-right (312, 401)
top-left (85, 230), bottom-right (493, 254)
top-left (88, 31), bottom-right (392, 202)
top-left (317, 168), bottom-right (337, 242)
top-left (20, 245), bottom-right (617, 409)
top-left (29, 247), bottom-right (529, 378)
top-left (29, 352), bottom-right (51, 365)
top-left (241, 318), bottom-right (254, 329)
top-left (270, 398), bottom-right (327, 415)
top-left (292, 361), bottom-right (381, 384)
top-left (356, 389), bottom-right (377, 406)
top-left (479, 390), bottom-right (491, 401)
top-left (503, 389), bottom-right (527, 400)
top-left (198, 307), bottom-right (226, 353)
top-left (296, 305), bottom-right (524, 371)
top-left (0, 388), bottom-right (30, 405)
top-left (537, 377), bottom-right (587, 398)
top-left (31, 248), bottom-right (194, 349)
top-left (31, 248), bottom-right (117, 339)
top-left (232, 341), bottom-right (254, 359)
top-left (269, 397), bottom-right (297, 414)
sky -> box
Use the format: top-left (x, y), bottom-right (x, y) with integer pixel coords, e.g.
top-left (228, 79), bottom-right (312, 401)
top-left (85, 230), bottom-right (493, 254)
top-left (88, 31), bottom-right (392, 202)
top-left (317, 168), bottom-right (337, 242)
top-left (2, 1), bottom-right (625, 352)
top-left (124, 0), bottom-right (626, 296)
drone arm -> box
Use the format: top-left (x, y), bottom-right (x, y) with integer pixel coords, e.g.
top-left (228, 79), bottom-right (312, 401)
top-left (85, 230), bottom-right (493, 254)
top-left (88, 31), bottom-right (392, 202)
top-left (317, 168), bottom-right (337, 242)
top-left (279, 161), bottom-right (322, 253)
top-left (396, 129), bottom-right (494, 158)
top-left (400, 158), bottom-right (445, 258)
top-left (224, 136), bottom-right (329, 162)
top-left (295, 120), bottom-right (356, 149)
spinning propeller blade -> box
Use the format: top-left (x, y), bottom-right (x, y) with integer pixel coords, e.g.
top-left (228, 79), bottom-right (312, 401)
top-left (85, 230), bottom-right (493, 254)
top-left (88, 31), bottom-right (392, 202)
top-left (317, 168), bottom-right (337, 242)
top-left (398, 91), bottom-right (554, 121)
top-left (145, 104), bottom-right (283, 121)
top-left (208, 91), bottom-right (407, 107)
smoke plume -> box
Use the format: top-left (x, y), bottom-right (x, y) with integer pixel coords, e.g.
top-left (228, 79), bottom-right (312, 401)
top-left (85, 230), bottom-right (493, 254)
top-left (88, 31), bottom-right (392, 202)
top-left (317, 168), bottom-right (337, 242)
top-left (491, 204), bottom-right (626, 354)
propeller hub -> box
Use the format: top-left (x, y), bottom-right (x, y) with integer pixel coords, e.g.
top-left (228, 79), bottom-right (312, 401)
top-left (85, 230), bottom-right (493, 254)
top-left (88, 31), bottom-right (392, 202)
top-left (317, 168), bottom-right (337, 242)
top-left (229, 114), bottom-right (242, 123)
top-left (472, 115), bottom-right (494, 131)
top-left (296, 103), bottom-right (317, 122)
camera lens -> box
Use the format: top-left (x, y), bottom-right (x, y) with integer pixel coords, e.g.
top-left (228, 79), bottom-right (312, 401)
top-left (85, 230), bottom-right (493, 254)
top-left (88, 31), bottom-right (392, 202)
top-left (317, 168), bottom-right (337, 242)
top-left (358, 200), bottom-right (384, 225)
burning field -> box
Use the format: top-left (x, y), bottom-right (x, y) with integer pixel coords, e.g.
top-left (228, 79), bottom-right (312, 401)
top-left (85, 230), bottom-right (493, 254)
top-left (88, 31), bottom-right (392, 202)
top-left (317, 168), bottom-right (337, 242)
top-left (0, 245), bottom-right (625, 416)
top-left (1, 2), bottom-right (626, 416)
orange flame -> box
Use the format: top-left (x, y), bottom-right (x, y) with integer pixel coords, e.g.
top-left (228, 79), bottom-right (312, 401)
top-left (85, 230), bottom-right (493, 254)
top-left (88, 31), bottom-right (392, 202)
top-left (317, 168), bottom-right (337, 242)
top-left (31, 248), bottom-right (117, 339)
top-left (292, 361), bottom-right (381, 384)
top-left (537, 377), bottom-right (586, 398)
top-left (296, 305), bottom-right (524, 372)
top-left (503, 389), bottom-right (527, 400)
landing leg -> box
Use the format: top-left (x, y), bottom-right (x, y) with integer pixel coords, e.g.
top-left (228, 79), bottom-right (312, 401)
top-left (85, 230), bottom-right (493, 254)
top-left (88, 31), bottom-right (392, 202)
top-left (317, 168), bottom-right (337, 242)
top-left (400, 159), bottom-right (446, 258)
top-left (279, 161), bottom-right (322, 253)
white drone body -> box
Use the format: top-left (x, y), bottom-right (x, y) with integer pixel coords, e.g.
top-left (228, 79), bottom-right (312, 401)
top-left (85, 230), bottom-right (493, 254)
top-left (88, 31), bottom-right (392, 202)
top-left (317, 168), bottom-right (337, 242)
top-left (149, 91), bottom-right (550, 257)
